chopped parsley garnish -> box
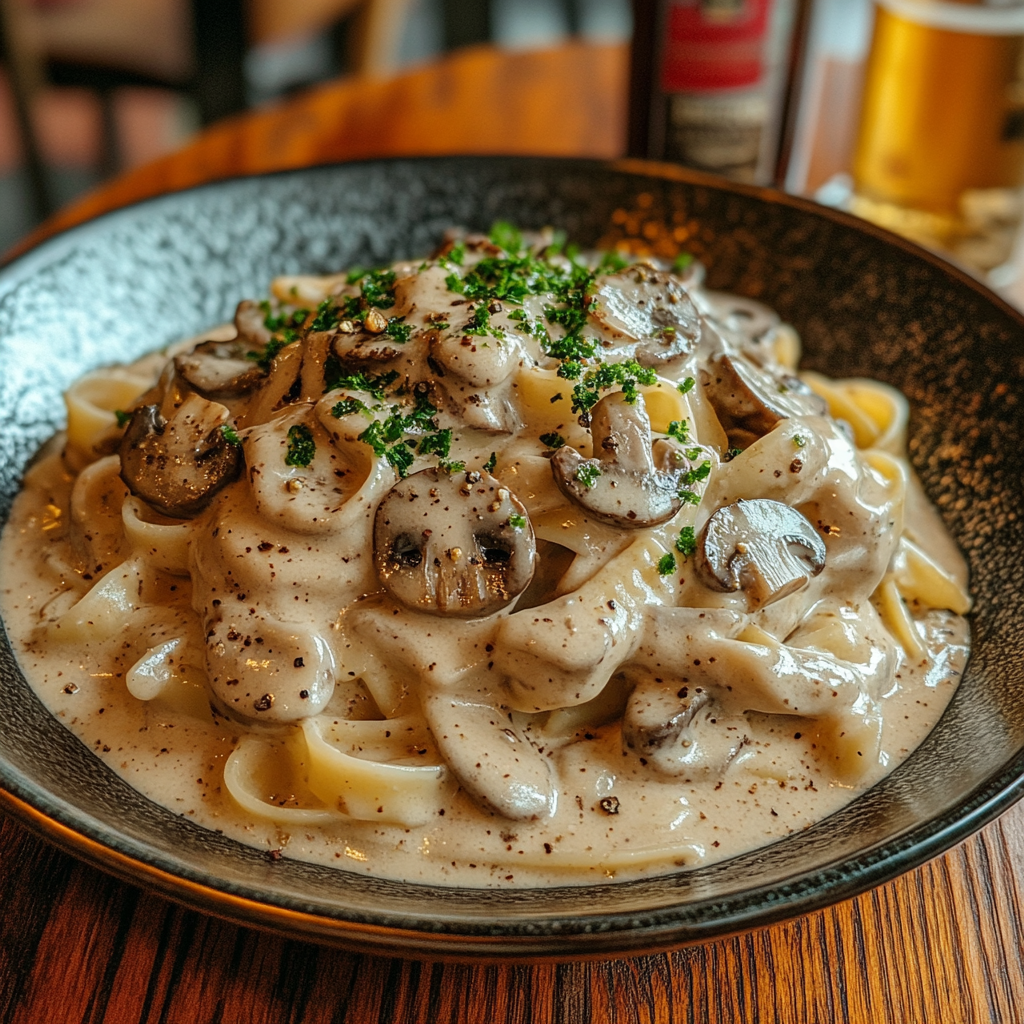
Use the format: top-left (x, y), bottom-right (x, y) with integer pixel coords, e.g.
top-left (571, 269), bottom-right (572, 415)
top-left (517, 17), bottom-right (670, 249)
top-left (484, 452), bottom-right (497, 472)
top-left (285, 424), bottom-right (316, 467)
top-left (439, 241), bottom-right (465, 267)
top-left (677, 489), bottom-right (701, 506)
top-left (677, 377), bottom-right (695, 395)
top-left (539, 432), bottom-right (566, 449)
top-left (657, 552), bottom-right (677, 576)
top-left (489, 220), bottom-right (524, 254)
top-left (681, 460), bottom-right (711, 486)
top-left (598, 250), bottom-right (629, 273)
top-left (260, 301), bottom-right (309, 333)
top-left (793, 434), bottom-right (807, 448)
top-left (571, 360), bottom-right (658, 417)
top-left (323, 364), bottom-right (399, 399)
top-left (385, 317), bottom-right (412, 343)
top-left (575, 463), bottom-right (601, 489)
top-left (508, 513), bottom-right (527, 530)
top-left (464, 305), bottom-right (503, 339)
top-left (418, 428), bottom-right (453, 459)
top-left (360, 269), bottom-right (397, 308)
top-left (114, 409), bottom-right (131, 428)
top-left (251, 337), bottom-right (286, 371)
top-left (724, 447), bottom-right (744, 461)
top-left (310, 299), bottom-right (338, 332)
top-left (331, 397), bottom-right (370, 418)
top-left (673, 252), bottom-right (694, 273)
top-left (675, 526), bottom-right (697, 557)
top-left (346, 267), bottom-right (366, 284)
top-left (221, 423), bottom-right (242, 445)
top-left (356, 391), bottom-right (449, 477)
top-left (667, 420), bottom-right (689, 443)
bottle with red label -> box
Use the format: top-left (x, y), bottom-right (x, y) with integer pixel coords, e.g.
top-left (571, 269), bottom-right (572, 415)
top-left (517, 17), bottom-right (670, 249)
top-left (629, 0), bottom-right (805, 185)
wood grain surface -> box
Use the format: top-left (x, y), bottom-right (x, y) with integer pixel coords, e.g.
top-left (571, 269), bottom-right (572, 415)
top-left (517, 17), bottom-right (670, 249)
top-left (3, 40), bottom-right (1024, 1024)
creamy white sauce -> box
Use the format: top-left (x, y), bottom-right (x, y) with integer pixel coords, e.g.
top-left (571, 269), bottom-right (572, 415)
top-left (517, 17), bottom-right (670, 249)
top-left (0, 237), bottom-right (970, 886)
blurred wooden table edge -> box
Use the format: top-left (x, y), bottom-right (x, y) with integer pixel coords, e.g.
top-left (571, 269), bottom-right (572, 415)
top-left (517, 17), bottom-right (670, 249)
top-left (7, 39), bottom-right (628, 262)
top-left (4, 37), bottom-right (1024, 1024)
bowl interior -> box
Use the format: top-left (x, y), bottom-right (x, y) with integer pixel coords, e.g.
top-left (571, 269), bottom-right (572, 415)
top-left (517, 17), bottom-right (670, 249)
top-left (2, 157), bottom-right (1023, 957)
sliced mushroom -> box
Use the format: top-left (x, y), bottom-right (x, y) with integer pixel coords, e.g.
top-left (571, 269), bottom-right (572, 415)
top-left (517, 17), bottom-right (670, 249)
top-left (623, 679), bottom-right (748, 776)
top-left (373, 468), bottom-right (536, 617)
top-left (422, 694), bottom-right (556, 819)
top-left (589, 267), bottom-right (701, 366)
top-left (702, 352), bottom-right (826, 448)
top-left (174, 338), bottom-right (266, 398)
top-left (695, 499), bottom-right (826, 609)
top-left (119, 392), bottom-right (242, 518)
top-left (429, 322), bottom-right (518, 387)
top-left (550, 391), bottom-right (694, 528)
top-left (234, 298), bottom-right (273, 348)
top-left (622, 683), bottom-right (711, 757)
top-left (332, 332), bottom-right (404, 366)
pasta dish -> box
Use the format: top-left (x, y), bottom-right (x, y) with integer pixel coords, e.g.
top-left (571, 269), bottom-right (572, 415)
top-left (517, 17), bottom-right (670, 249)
top-left (0, 225), bottom-right (971, 885)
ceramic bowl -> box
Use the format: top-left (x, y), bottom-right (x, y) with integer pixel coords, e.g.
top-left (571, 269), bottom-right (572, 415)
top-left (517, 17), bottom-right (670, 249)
top-left (2, 157), bottom-right (1023, 958)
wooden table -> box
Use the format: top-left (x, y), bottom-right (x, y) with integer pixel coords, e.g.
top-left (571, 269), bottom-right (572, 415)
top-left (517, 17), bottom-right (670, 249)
top-left (4, 41), bottom-right (1024, 1024)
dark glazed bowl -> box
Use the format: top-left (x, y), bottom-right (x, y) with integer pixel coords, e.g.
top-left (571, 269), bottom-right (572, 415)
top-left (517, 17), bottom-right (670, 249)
top-left (1, 157), bottom-right (1023, 959)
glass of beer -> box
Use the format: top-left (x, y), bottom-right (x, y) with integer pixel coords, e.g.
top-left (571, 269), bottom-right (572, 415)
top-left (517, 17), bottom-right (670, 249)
top-left (851, 0), bottom-right (1024, 281)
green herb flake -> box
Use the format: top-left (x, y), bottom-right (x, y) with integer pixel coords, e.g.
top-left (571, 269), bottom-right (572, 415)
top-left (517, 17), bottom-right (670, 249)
top-left (331, 397), bottom-right (370, 418)
top-left (484, 452), bottom-right (497, 473)
top-left (489, 220), bottom-right (524, 255)
top-left (598, 250), bottom-right (630, 274)
top-left (793, 434), bottom-right (807, 448)
top-left (114, 409), bottom-right (131, 428)
top-left (324, 363), bottom-right (399, 398)
top-left (359, 269), bottom-right (397, 309)
top-left (673, 252), bottom-right (695, 273)
top-left (678, 489), bottom-right (701, 506)
top-left (285, 424), bottom-right (316, 467)
top-left (657, 552), bottom-right (677, 576)
top-left (571, 360), bottom-right (658, 416)
top-left (251, 337), bottom-right (286, 371)
top-left (539, 432), bottom-right (566, 449)
top-left (675, 526), bottom-right (697, 558)
top-left (508, 513), bottom-right (527, 531)
top-left (677, 377), bottom-right (695, 395)
top-left (667, 420), bottom-right (689, 443)
top-left (418, 429), bottom-right (454, 459)
top-left (346, 267), bottom-right (366, 284)
top-left (682, 460), bottom-right (711, 486)
top-left (464, 304), bottom-right (502, 339)
top-left (575, 463), bottom-right (602, 489)
top-left (221, 423), bottom-right (242, 445)
top-left (309, 298), bottom-right (338, 333)
top-left (385, 317), bottom-right (412, 344)
top-left (725, 447), bottom-right (744, 461)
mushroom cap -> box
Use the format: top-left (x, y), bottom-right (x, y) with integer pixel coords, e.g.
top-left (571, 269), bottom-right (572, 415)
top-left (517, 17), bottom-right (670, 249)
top-left (118, 394), bottom-right (242, 519)
top-left (373, 468), bottom-right (536, 618)
top-left (702, 353), bottom-right (827, 448)
top-left (174, 338), bottom-right (266, 398)
top-left (550, 391), bottom-right (691, 528)
top-left (695, 499), bottom-right (826, 609)
top-left (589, 267), bottom-right (701, 366)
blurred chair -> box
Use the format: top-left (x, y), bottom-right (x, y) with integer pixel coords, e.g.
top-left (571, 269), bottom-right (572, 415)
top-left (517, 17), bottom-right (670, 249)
top-left (0, 0), bottom-right (413, 219)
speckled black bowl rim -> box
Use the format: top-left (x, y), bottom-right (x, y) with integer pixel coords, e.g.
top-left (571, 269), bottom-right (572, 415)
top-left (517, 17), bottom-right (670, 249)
top-left (1, 155), bottom-right (1023, 961)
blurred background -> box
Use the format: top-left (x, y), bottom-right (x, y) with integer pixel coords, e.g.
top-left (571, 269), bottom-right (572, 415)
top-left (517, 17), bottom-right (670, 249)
top-left (2, 0), bottom-right (1023, 289)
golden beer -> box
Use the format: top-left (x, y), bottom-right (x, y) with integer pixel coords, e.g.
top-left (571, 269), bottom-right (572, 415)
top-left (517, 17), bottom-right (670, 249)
top-left (852, 0), bottom-right (1024, 275)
